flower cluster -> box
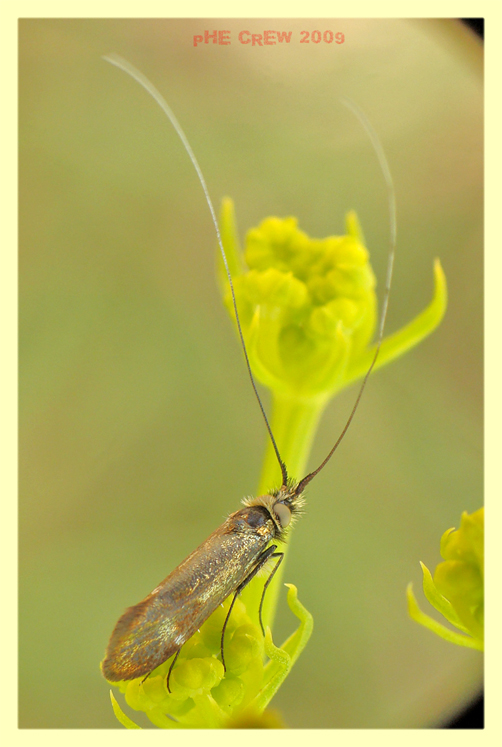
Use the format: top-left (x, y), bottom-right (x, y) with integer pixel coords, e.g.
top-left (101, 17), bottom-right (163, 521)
top-left (218, 198), bottom-right (446, 403)
top-left (407, 508), bottom-right (484, 650)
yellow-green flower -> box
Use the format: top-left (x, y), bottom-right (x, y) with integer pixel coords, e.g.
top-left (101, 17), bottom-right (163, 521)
top-left (407, 508), bottom-right (484, 650)
top-left (218, 198), bottom-right (447, 404)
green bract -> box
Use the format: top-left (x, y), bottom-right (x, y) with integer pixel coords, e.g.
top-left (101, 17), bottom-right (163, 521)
top-left (407, 507), bottom-right (484, 650)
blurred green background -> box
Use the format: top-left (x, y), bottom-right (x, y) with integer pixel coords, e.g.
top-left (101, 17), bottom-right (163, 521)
top-left (19, 19), bottom-right (482, 728)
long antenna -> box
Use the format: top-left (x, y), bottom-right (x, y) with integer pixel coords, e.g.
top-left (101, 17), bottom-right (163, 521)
top-left (296, 100), bottom-right (396, 495)
top-left (103, 54), bottom-right (289, 487)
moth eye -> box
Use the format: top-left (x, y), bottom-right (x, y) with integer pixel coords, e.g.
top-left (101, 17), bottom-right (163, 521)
top-left (274, 502), bottom-right (291, 528)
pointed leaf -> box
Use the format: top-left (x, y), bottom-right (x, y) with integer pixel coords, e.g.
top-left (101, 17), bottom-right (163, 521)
top-left (110, 691), bottom-right (142, 729)
top-left (406, 584), bottom-right (482, 650)
top-left (345, 209), bottom-right (366, 244)
top-left (281, 583), bottom-right (314, 666)
top-left (253, 584), bottom-right (313, 712)
top-left (252, 626), bottom-right (291, 712)
top-left (420, 562), bottom-right (469, 633)
top-left (346, 258), bottom-right (447, 383)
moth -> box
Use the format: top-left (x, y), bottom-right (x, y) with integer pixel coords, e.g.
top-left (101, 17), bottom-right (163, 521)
top-left (101, 55), bottom-right (396, 691)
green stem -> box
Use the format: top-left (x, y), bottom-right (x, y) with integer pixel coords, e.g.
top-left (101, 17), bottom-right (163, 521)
top-left (240, 390), bottom-right (329, 633)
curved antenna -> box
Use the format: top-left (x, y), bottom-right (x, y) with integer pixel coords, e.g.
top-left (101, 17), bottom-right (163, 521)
top-left (103, 54), bottom-right (289, 487)
top-left (296, 100), bottom-right (396, 495)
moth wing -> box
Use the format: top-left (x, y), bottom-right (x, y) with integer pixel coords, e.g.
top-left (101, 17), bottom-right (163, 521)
top-left (102, 516), bottom-right (270, 681)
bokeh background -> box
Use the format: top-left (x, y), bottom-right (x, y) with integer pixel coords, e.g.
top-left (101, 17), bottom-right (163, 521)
top-left (19, 19), bottom-right (483, 728)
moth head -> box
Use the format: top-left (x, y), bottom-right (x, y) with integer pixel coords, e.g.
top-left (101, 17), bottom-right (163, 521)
top-left (242, 482), bottom-right (305, 538)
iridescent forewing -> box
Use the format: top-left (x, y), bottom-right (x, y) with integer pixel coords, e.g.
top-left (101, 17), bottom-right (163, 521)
top-left (102, 507), bottom-right (274, 681)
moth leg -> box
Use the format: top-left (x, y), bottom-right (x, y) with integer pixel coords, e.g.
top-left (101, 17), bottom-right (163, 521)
top-left (220, 591), bottom-right (239, 672)
top-left (140, 646), bottom-right (182, 691)
top-left (258, 552), bottom-right (284, 636)
top-left (220, 544), bottom-right (278, 670)
top-left (166, 647), bottom-right (182, 693)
